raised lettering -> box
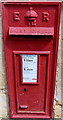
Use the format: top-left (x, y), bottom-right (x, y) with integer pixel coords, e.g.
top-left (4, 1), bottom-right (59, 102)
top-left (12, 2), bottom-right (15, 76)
top-left (42, 12), bottom-right (49, 22)
top-left (14, 12), bottom-right (20, 21)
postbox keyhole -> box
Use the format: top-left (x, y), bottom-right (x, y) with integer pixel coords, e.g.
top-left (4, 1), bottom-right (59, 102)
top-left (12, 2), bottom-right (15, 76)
top-left (24, 88), bottom-right (27, 92)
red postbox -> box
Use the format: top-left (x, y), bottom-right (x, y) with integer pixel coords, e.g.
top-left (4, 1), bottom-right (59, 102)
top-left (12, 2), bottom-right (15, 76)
top-left (2, 2), bottom-right (61, 118)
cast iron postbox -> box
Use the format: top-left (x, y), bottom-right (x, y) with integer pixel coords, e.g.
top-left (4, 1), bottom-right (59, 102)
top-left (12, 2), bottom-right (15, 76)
top-left (2, 2), bottom-right (61, 118)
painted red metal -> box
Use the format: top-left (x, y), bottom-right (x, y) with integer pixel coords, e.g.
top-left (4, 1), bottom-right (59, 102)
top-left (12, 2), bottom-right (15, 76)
top-left (25, 7), bottom-right (38, 26)
top-left (9, 27), bottom-right (54, 35)
top-left (2, 2), bottom-right (61, 119)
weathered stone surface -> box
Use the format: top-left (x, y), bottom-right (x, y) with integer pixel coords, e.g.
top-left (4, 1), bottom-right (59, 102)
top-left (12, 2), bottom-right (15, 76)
top-left (54, 104), bottom-right (61, 118)
top-left (0, 92), bottom-right (9, 118)
top-left (61, 40), bottom-right (63, 119)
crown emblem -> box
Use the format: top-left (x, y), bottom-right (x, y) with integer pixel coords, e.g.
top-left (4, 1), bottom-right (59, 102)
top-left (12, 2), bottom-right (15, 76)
top-left (25, 7), bottom-right (38, 26)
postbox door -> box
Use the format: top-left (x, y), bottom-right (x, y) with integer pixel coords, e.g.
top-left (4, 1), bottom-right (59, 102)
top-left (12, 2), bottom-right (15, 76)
top-left (14, 51), bottom-right (51, 114)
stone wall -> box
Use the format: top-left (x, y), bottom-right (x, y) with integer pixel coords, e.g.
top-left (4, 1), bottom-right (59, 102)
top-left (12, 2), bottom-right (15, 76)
top-left (0, 0), bottom-right (62, 119)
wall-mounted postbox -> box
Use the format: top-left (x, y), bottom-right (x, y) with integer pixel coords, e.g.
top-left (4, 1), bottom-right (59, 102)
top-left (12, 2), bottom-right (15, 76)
top-left (2, 2), bottom-right (61, 118)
